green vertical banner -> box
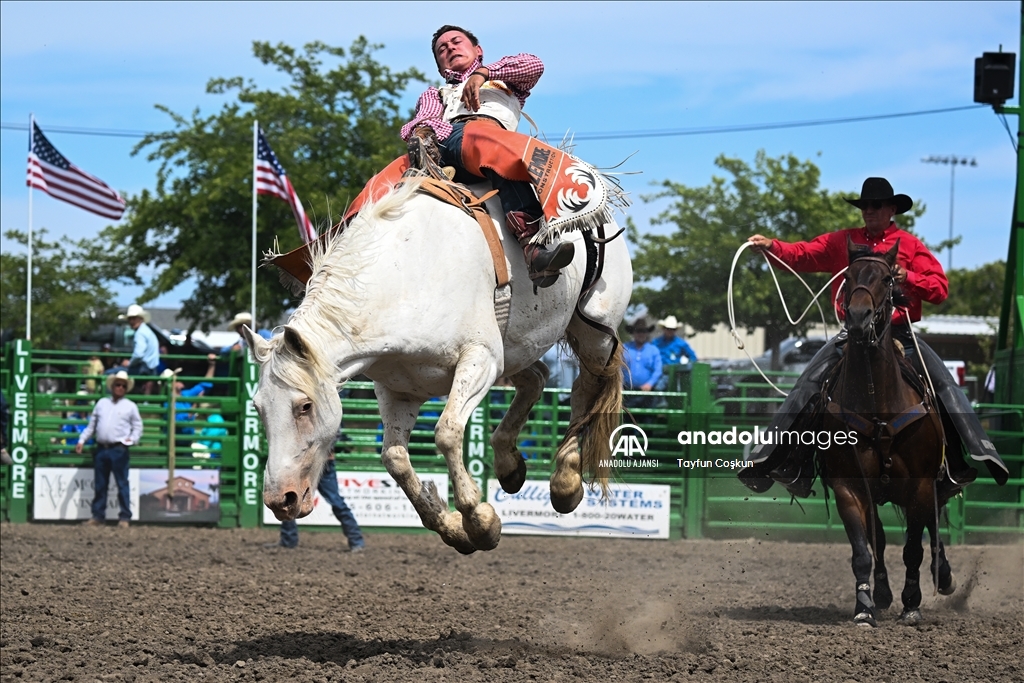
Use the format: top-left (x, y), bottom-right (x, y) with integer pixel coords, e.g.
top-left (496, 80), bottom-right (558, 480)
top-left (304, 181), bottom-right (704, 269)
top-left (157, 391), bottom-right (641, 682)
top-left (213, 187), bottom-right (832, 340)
top-left (464, 405), bottom-right (489, 499)
top-left (239, 354), bottom-right (264, 527)
top-left (8, 339), bottom-right (32, 522)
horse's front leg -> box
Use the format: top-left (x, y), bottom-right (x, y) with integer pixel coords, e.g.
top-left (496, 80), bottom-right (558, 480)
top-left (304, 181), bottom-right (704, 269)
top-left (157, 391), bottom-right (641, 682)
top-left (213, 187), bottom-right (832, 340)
top-left (491, 361), bottom-right (548, 494)
top-left (868, 505), bottom-right (893, 612)
top-left (375, 384), bottom-right (476, 554)
top-left (834, 481), bottom-right (878, 627)
top-left (435, 346), bottom-right (502, 551)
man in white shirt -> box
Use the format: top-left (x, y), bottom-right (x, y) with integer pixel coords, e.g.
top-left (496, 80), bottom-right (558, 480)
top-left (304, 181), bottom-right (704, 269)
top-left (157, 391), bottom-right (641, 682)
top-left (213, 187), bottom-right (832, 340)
top-left (76, 371), bottom-right (143, 527)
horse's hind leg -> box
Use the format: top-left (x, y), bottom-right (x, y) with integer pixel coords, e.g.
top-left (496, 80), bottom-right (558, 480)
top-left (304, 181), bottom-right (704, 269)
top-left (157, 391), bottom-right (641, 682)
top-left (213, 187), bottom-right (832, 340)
top-left (491, 361), bottom-right (548, 494)
top-left (376, 385), bottom-right (475, 555)
top-left (435, 346), bottom-right (502, 551)
top-left (869, 506), bottom-right (893, 611)
top-left (835, 482), bottom-right (878, 627)
top-left (550, 318), bottom-right (621, 513)
top-left (899, 508), bottom-right (928, 625)
top-left (929, 501), bottom-right (956, 596)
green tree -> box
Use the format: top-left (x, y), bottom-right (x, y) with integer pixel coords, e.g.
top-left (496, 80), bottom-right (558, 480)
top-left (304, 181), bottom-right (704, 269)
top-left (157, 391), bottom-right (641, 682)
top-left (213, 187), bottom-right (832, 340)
top-left (1, 230), bottom-right (117, 348)
top-left (628, 151), bottom-right (924, 367)
top-left (99, 38), bottom-right (426, 330)
top-left (932, 261), bottom-right (1004, 317)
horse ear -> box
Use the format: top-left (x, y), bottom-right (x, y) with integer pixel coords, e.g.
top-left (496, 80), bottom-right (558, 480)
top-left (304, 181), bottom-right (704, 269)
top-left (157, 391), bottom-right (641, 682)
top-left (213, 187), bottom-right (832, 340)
top-left (282, 325), bottom-right (309, 359)
top-left (241, 325), bottom-right (270, 364)
top-left (885, 239), bottom-right (900, 267)
top-left (846, 234), bottom-right (856, 258)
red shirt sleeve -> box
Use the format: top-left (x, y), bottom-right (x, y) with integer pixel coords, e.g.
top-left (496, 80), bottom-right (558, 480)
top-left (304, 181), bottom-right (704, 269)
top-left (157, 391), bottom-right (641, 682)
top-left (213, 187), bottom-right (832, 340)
top-left (901, 233), bottom-right (948, 306)
top-left (767, 231), bottom-right (846, 274)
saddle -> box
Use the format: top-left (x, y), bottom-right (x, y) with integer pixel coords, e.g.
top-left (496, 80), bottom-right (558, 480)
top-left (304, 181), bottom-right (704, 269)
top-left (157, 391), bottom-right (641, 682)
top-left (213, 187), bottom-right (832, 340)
top-left (822, 340), bottom-right (936, 470)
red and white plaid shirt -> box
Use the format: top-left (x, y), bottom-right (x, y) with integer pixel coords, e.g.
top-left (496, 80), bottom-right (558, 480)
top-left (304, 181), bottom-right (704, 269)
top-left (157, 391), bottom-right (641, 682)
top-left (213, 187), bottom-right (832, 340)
top-left (400, 54), bottom-right (544, 141)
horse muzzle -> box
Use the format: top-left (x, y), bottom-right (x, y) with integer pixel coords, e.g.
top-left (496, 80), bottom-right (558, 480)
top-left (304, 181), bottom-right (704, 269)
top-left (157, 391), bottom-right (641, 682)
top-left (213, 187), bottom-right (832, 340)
top-left (263, 480), bottom-right (315, 521)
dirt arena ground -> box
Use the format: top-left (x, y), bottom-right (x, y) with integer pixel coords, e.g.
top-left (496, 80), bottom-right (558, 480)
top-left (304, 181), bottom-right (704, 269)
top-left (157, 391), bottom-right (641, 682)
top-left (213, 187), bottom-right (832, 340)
top-left (1, 523), bottom-right (1021, 682)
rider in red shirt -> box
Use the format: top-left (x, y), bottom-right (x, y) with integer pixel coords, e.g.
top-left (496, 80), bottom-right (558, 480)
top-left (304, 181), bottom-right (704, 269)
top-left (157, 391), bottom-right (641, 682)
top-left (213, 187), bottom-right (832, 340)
top-left (738, 177), bottom-right (1007, 498)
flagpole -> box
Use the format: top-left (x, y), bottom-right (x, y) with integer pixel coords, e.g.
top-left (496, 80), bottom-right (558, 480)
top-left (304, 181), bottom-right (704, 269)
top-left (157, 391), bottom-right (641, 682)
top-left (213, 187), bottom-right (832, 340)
top-left (251, 120), bottom-right (258, 325)
top-left (26, 113), bottom-right (34, 340)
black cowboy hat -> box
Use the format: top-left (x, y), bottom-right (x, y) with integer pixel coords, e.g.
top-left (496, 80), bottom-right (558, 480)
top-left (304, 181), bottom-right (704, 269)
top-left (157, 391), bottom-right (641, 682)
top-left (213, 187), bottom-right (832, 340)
top-left (625, 317), bottom-right (656, 334)
top-left (843, 177), bottom-right (913, 215)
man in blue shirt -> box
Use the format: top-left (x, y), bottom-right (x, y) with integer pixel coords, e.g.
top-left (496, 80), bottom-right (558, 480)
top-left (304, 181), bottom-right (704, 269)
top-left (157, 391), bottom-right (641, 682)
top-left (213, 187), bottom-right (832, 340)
top-left (653, 315), bottom-right (697, 391)
top-left (623, 317), bottom-right (662, 409)
top-left (124, 304), bottom-right (160, 393)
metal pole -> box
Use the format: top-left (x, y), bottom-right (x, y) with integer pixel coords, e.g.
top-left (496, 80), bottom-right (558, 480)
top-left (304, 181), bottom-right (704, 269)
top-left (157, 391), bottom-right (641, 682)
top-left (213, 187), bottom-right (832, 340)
top-left (26, 113), bottom-right (34, 340)
top-left (167, 370), bottom-right (177, 502)
top-left (251, 121), bottom-right (258, 325)
top-left (948, 161), bottom-right (956, 271)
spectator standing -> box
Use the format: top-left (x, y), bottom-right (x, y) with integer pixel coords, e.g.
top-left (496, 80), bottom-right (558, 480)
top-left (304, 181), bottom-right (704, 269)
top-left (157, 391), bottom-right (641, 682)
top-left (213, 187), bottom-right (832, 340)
top-left (224, 312), bottom-right (272, 354)
top-left (266, 453), bottom-right (365, 552)
top-left (123, 304), bottom-right (160, 393)
top-left (76, 371), bottom-right (143, 527)
top-left (622, 317), bottom-right (662, 410)
top-left (652, 316), bottom-right (698, 391)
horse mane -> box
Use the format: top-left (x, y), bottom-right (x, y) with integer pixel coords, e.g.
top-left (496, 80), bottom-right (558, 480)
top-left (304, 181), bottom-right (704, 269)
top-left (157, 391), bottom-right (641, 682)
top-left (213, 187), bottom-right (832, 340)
top-left (848, 243), bottom-right (910, 308)
top-left (261, 178), bottom-right (428, 399)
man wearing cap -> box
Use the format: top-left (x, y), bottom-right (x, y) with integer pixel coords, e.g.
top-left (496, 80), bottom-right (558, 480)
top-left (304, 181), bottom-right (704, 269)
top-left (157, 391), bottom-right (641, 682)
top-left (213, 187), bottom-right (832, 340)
top-left (622, 317), bottom-right (663, 409)
top-left (653, 316), bottom-right (698, 391)
top-left (739, 177), bottom-right (1008, 498)
top-left (124, 304), bottom-right (160, 391)
top-left (76, 371), bottom-right (143, 527)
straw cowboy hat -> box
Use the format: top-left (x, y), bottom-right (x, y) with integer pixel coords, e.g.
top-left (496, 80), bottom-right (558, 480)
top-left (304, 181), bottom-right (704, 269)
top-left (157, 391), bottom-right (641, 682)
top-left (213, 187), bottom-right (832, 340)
top-left (228, 312), bottom-right (253, 329)
top-left (658, 315), bottom-right (682, 330)
top-left (105, 370), bottom-right (135, 393)
top-left (844, 177), bottom-right (913, 215)
top-left (118, 303), bottom-right (151, 322)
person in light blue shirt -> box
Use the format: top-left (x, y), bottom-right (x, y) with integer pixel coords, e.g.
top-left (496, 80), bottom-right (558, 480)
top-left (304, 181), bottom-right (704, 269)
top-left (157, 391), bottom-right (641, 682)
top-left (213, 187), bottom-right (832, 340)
top-left (622, 317), bottom-right (662, 409)
top-left (652, 315), bottom-right (697, 391)
top-left (124, 304), bottom-right (160, 377)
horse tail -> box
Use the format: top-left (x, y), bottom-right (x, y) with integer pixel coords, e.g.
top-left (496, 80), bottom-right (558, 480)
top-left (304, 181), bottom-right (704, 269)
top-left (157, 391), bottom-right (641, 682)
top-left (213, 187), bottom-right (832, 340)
top-left (564, 337), bottom-right (625, 498)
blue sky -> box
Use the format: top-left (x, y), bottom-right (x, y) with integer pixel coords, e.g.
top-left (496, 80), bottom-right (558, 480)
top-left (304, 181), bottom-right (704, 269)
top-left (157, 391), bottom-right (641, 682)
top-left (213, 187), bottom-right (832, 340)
top-left (0, 1), bottom-right (1018, 307)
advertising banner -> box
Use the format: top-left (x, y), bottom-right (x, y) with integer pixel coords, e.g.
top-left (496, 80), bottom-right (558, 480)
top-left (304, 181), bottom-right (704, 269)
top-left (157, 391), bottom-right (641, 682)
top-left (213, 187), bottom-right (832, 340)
top-left (33, 467), bottom-right (141, 521)
top-left (487, 479), bottom-right (671, 539)
top-left (262, 471), bottom-right (449, 527)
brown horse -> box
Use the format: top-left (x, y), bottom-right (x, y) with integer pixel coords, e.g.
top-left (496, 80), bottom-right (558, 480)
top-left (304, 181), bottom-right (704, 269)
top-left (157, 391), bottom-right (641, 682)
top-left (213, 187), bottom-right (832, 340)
top-left (821, 239), bottom-right (956, 627)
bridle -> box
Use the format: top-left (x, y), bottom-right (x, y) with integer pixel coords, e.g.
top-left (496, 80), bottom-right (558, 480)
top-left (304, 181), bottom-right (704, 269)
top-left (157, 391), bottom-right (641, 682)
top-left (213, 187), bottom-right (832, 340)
top-left (842, 255), bottom-right (895, 347)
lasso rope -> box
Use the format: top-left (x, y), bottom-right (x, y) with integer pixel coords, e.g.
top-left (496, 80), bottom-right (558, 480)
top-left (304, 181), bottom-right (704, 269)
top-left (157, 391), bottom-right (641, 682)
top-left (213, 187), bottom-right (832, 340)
top-left (727, 241), bottom-right (849, 396)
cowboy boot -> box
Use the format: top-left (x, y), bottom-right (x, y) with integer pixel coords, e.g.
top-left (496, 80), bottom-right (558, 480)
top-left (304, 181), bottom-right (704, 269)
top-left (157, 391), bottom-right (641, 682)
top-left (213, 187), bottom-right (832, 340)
top-left (506, 211), bottom-right (575, 288)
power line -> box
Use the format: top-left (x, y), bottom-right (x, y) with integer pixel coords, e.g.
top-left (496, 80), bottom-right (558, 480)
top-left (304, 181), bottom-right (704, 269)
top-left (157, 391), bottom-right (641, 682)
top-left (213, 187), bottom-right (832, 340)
top-left (0, 104), bottom-right (987, 142)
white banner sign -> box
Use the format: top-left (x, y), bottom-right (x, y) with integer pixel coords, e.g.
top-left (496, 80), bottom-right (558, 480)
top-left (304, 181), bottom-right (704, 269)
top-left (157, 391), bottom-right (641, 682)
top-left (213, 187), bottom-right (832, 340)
top-left (33, 467), bottom-right (141, 521)
top-left (487, 479), bottom-right (671, 539)
top-left (262, 470), bottom-right (449, 527)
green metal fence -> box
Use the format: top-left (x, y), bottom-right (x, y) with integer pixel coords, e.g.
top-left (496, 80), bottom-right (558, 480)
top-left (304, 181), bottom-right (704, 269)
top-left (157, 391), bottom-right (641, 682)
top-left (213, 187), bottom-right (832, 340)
top-left (2, 341), bottom-right (1021, 544)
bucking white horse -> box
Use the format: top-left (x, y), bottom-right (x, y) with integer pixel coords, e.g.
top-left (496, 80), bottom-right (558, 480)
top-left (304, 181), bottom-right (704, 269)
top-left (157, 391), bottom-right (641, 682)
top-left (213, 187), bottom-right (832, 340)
top-left (243, 177), bottom-right (632, 553)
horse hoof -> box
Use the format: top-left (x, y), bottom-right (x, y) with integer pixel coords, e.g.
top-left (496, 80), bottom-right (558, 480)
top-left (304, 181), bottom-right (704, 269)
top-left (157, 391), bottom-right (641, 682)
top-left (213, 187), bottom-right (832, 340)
top-left (550, 486), bottom-right (584, 514)
top-left (874, 587), bottom-right (893, 611)
top-left (498, 457), bottom-right (527, 494)
top-left (938, 573), bottom-right (957, 596)
top-left (898, 609), bottom-right (922, 626)
top-left (853, 612), bottom-right (877, 628)
top-left (465, 503), bottom-right (501, 551)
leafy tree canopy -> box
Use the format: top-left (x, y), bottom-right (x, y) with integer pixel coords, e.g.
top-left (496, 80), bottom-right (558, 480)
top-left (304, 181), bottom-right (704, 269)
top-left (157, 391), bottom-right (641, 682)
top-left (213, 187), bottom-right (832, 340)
top-left (932, 261), bottom-right (1004, 317)
top-left (98, 38), bottom-right (426, 331)
top-left (1, 230), bottom-right (117, 349)
top-left (627, 151), bottom-right (925, 365)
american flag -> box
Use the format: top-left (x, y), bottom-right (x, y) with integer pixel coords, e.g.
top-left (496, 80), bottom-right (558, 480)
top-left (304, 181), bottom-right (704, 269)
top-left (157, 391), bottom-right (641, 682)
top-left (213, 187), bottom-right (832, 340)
top-left (27, 122), bottom-right (126, 220)
top-left (256, 129), bottom-right (316, 243)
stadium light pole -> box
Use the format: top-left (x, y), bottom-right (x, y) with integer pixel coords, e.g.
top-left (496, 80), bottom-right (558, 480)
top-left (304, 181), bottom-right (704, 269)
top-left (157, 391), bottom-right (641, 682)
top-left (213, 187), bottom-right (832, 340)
top-left (921, 155), bottom-right (977, 271)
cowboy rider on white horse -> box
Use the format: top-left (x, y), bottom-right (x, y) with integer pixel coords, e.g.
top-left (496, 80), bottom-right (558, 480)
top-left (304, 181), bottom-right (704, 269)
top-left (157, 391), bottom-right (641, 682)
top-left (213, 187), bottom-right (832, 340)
top-left (341, 25), bottom-right (576, 288)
